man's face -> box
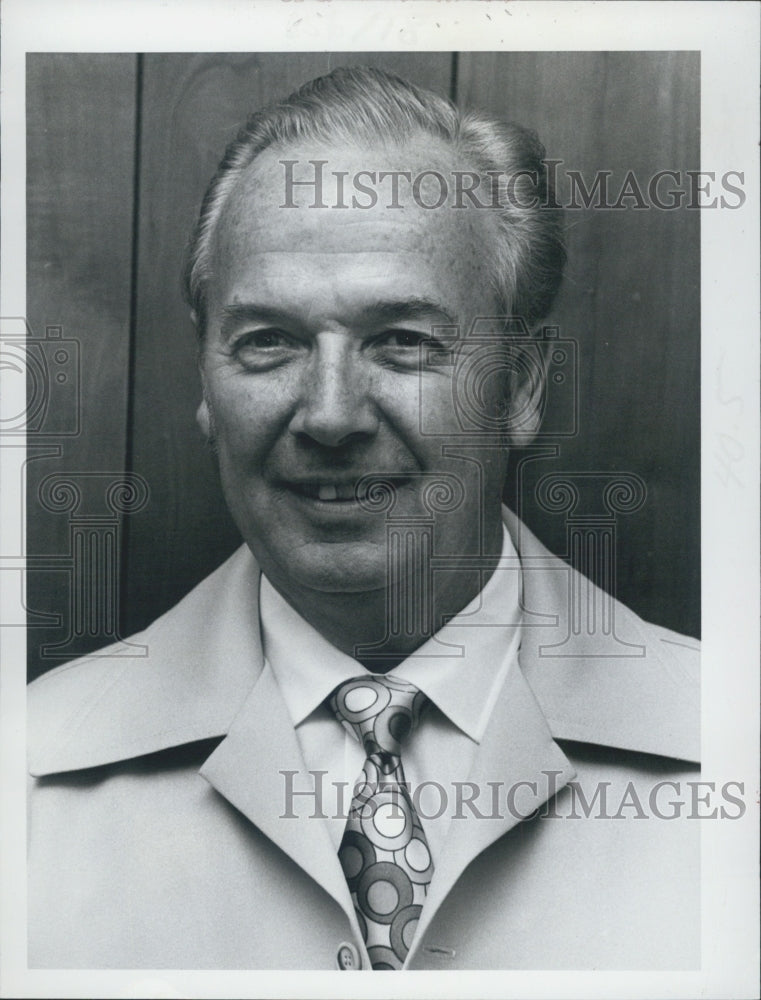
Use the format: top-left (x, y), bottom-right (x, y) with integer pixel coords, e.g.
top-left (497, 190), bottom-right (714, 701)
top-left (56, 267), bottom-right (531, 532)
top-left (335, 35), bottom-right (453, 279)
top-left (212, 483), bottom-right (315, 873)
top-left (198, 137), bottom-right (521, 600)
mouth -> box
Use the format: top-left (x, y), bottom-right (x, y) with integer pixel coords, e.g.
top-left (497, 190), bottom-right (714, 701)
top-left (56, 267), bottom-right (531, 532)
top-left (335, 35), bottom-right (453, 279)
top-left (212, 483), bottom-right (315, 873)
top-left (280, 474), bottom-right (415, 508)
top-left (288, 481), bottom-right (364, 503)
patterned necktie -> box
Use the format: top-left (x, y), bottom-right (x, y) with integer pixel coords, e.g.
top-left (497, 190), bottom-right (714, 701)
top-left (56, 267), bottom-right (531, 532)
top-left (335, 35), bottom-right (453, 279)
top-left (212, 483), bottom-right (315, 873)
top-left (328, 675), bottom-right (434, 970)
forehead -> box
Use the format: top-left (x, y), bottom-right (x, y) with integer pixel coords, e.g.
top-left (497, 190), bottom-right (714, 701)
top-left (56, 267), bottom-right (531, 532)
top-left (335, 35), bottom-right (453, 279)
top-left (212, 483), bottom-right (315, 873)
top-left (208, 137), bottom-right (500, 319)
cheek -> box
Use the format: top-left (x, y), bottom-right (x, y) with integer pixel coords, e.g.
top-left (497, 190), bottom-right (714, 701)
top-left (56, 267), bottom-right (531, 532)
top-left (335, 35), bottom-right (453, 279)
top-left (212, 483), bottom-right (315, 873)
top-left (414, 366), bottom-right (509, 442)
top-left (405, 372), bottom-right (455, 428)
top-left (378, 375), bottom-right (462, 471)
top-left (413, 371), bottom-right (510, 481)
top-left (204, 383), bottom-right (284, 467)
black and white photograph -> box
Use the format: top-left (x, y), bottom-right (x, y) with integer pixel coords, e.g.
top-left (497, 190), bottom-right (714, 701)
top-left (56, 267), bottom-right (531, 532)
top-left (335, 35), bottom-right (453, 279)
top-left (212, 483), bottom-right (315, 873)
top-left (1, 1), bottom-right (758, 997)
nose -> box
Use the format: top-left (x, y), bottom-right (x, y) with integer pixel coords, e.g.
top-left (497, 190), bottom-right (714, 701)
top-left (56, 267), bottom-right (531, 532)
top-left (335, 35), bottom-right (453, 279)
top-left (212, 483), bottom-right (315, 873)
top-left (288, 334), bottom-right (379, 448)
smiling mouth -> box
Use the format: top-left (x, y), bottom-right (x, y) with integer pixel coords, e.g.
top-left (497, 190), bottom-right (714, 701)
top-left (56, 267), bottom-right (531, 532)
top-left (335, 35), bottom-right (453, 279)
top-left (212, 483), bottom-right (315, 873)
top-left (287, 481), bottom-right (364, 502)
top-left (285, 476), bottom-right (414, 504)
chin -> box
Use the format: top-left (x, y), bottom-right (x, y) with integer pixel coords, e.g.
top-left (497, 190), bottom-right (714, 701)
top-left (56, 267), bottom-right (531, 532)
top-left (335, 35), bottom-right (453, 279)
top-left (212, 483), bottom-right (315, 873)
top-left (256, 539), bottom-right (390, 595)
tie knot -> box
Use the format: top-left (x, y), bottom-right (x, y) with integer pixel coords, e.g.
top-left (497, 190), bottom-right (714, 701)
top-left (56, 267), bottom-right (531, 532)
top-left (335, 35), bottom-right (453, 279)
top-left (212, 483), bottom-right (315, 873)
top-left (329, 675), bottom-right (428, 757)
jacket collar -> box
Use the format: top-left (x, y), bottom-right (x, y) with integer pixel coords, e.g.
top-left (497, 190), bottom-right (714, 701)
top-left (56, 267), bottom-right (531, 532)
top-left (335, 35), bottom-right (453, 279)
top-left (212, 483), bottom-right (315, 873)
top-left (29, 507), bottom-right (699, 778)
top-left (502, 507), bottom-right (699, 762)
top-left (28, 545), bottom-right (263, 776)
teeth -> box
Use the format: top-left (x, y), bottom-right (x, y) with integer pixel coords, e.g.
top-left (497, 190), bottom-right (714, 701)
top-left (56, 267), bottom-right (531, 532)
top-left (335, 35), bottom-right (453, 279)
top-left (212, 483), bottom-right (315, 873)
top-left (314, 483), bottom-right (358, 501)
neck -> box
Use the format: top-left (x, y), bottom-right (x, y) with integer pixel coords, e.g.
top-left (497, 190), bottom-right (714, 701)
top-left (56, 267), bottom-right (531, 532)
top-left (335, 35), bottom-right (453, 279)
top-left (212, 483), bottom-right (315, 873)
top-left (265, 518), bottom-right (505, 671)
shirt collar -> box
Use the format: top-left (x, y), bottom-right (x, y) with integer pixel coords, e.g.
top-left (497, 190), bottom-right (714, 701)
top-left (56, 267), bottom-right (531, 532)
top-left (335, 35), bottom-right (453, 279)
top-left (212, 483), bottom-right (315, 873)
top-left (259, 575), bottom-right (363, 726)
top-left (260, 524), bottom-right (522, 742)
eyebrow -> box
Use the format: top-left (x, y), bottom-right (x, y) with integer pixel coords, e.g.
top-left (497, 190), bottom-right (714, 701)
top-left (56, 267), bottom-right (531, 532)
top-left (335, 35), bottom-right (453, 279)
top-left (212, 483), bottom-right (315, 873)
top-left (220, 304), bottom-right (292, 341)
top-left (219, 297), bottom-right (459, 340)
top-left (356, 298), bottom-right (458, 328)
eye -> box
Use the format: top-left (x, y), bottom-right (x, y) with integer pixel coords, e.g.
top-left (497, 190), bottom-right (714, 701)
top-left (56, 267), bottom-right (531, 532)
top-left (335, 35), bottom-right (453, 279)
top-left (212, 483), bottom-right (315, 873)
top-left (232, 328), bottom-right (300, 371)
top-left (382, 329), bottom-right (429, 349)
top-left (372, 328), bottom-right (452, 371)
top-left (238, 329), bottom-right (290, 349)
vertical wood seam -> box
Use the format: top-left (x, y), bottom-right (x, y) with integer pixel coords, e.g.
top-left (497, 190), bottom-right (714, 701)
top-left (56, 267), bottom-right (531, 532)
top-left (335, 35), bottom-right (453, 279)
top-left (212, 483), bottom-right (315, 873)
top-left (449, 51), bottom-right (459, 103)
top-left (120, 53), bottom-right (144, 634)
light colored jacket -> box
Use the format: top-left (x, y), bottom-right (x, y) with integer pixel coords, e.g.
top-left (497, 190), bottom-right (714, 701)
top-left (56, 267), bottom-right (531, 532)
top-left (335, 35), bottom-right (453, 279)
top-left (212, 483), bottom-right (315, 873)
top-left (28, 509), bottom-right (700, 969)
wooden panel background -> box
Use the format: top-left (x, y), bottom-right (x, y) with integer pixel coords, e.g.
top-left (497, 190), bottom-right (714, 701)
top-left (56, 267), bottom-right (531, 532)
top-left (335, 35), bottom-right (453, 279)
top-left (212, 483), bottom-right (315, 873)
top-left (26, 52), bottom-right (700, 680)
top-left (26, 54), bottom-right (138, 679)
top-left (458, 51), bottom-right (700, 637)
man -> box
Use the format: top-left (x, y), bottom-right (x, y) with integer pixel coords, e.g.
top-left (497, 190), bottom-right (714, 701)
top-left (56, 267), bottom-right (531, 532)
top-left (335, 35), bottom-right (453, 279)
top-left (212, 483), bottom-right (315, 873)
top-left (28, 67), bottom-right (700, 971)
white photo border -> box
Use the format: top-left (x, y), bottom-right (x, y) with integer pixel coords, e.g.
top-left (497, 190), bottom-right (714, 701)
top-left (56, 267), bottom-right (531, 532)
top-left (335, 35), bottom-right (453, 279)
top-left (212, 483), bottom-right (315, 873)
top-left (1, 1), bottom-right (758, 998)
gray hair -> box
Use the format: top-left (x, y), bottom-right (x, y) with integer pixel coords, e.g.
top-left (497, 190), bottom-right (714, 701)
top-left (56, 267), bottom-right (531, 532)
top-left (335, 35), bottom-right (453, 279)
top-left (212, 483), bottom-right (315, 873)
top-left (183, 65), bottom-right (565, 335)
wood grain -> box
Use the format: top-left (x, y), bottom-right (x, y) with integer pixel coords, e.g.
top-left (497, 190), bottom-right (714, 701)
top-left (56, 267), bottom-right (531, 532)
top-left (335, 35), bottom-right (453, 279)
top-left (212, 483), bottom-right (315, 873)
top-left (26, 54), bottom-right (138, 679)
top-left (458, 52), bottom-right (700, 637)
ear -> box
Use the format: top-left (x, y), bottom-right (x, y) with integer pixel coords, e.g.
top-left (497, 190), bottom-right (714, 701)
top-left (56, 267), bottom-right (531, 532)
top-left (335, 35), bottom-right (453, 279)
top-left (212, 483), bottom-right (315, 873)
top-left (194, 325), bottom-right (213, 442)
top-left (196, 394), bottom-right (212, 440)
top-left (504, 338), bottom-right (547, 446)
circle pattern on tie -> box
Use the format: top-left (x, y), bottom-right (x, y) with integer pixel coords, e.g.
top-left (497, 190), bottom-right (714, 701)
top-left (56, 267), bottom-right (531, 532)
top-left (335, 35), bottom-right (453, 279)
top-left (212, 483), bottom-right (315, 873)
top-left (351, 758), bottom-right (382, 815)
top-left (339, 830), bottom-right (376, 891)
top-left (396, 833), bottom-right (434, 883)
top-left (360, 790), bottom-right (413, 851)
top-left (367, 945), bottom-right (401, 971)
top-left (357, 862), bottom-right (414, 924)
top-left (329, 675), bottom-right (434, 970)
top-left (390, 904), bottom-right (422, 960)
top-left (332, 678), bottom-right (391, 726)
top-left (330, 676), bottom-right (427, 758)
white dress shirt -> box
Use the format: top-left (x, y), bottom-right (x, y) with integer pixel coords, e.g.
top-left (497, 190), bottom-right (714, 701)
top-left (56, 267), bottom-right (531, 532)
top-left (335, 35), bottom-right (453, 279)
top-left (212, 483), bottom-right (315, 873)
top-left (260, 524), bottom-right (523, 860)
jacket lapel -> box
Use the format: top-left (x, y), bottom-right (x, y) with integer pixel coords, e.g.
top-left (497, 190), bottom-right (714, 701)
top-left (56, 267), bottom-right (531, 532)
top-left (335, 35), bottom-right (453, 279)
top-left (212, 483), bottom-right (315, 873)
top-left (28, 545), bottom-right (263, 776)
top-left (198, 662), bottom-right (360, 926)
top-left (505, 508), bottom-right (700, 762)
top-left (28, 544), bottom-right (362, 936)
top-left (406, 508), bottom-right (699, 960)
top-left (407, 657), bottom-right (576, 963)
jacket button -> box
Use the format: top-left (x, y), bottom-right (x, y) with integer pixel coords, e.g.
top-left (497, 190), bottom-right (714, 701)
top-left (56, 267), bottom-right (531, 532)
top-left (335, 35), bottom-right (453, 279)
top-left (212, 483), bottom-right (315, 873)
top-left (336, 941), bottom-right (361, 970)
